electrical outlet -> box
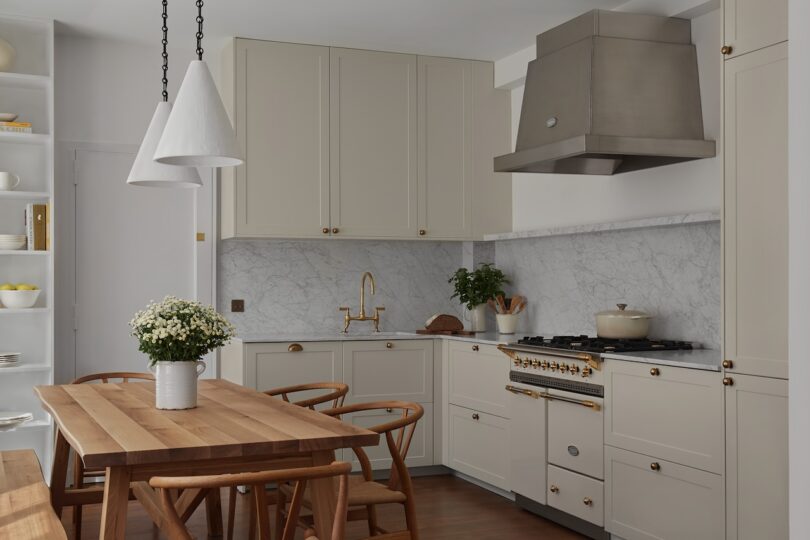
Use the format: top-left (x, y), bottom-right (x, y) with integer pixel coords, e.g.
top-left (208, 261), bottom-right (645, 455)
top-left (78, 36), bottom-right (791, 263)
top-left (231, 299), bottom-right (245, 312)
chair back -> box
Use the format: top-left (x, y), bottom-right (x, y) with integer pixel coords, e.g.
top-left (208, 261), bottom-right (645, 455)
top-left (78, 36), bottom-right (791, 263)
top-left (323, 401), bottom-right (424, 491)
top-left (264, 382), bottom-right (349, 410)
top-left (150, 461), bottom-right (351, 540)
top-left (72, 371), bottom-right (154, 384)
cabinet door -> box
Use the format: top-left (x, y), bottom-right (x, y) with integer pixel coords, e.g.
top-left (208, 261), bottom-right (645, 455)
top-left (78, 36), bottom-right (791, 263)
top-left (605, 446), bottom-right (724, 540)
top-left (447, 341), bottom-right (510, 418)
top-left (507, 382), bottom-right (547, 504)
top-left (343, 340), bottom-right (433, 404)
top-left (342, 402), bottom-right (434, 471)
top-left (233, 39), bottom-right (330, 238)
top-left (725, 374), bottom-right (788, 540)
top-left (417, 56), bottom-right (472, 239)
top-left (604, 361), bottom-right (724, 473)
top-left (330, 48), bottom-right (417, 238)
top-left (448, 404), bottom-right (509, 490)
top-left (723, 0), bottom-right (787, 59)
top-left (547, 465), bottom-right (604, 527)
top-left (724, 43), bottom-right (788, 379)
top-left (250, 341), bottom-right (342, 394)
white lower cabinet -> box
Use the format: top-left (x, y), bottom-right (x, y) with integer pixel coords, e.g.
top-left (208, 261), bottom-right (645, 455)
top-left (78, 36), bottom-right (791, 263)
top-left (343, 340), bottom-right (433, 403)
top-left (605, 446), bottom-right (723, 540)
top-left (507, 382), bottom-right (547, 504)
top-left (547, 465), bottom-right (604, 527)
top-left (341, 402), bottom-right (434, 471)
top-left (447, 404), bottom-right (509, 490)
top-left (244, 341), bottom-right (342, 393)
top-left (447, 341), bottom-right (510, 417)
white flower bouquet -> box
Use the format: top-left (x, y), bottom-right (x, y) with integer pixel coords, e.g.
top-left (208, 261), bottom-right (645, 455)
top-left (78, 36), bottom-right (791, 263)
top-left (130, 296), bottom-right (236, 365)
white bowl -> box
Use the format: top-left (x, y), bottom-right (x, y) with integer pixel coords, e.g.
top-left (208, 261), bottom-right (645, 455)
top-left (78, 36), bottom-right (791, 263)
top-left (0, 113), bottom-right (18, 122)
top-left (0, 289), bottom-right (40, 309)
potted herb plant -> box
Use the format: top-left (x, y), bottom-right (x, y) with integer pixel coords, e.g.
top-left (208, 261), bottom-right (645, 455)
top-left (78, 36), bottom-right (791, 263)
top-left (448, 263), bottom-right (509, 332)
top-left (130, 296), bottom-right (235, 409)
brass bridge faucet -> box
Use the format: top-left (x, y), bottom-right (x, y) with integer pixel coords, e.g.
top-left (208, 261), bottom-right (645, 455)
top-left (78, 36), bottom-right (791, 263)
top-left (339, 272), bottom-right (385, 333)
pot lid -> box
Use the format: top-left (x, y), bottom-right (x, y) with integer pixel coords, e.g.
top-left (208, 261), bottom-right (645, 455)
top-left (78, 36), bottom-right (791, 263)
top-left (596, 303), bottom-right (652, 319)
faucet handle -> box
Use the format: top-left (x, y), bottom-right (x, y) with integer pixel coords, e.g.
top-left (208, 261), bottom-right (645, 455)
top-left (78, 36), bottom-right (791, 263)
top-left (374, 306), bottom-right (386, 312)
top-left (339, 306), bottom-right (351, 312)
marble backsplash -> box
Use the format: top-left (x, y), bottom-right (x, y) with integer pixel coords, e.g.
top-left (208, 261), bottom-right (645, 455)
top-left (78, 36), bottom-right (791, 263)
top-left (493, 221), bottom-right (721, 349)
top-left (218, 239), bottom-right (464, 336)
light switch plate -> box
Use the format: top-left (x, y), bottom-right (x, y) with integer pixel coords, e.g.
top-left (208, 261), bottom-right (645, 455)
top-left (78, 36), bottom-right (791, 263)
top-left (231, 299), bottom-right (245, 312)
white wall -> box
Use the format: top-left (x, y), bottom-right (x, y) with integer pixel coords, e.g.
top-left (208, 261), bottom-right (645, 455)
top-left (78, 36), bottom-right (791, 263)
top-left (789, 0), bottom-right (810, 537)
top-left (504, 9), bottom-right (721, 231)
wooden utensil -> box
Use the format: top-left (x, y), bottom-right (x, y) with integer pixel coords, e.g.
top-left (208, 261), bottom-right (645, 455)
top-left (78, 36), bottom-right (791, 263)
top-left (496, 295), bottom-right (508, 314)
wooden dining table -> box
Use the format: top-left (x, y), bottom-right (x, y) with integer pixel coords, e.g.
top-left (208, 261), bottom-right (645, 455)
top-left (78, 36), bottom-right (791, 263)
top-left (34, 378), bottom-right (379, 539)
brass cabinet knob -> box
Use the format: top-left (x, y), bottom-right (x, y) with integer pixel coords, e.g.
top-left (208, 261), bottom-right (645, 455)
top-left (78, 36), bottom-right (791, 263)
top-left (288, 343), bottom-right (303, 352)
top-left (723, 377), bottom-right (734, 386)
top-left (322, 227), bottom-right (329, 234)
top-left (472, 345), bottom-right (479, 352)
top-left (386, 407), bottom-right (393, 413)
top-left (472, 413), bottom-right (480, 420)
top-left (583, 497), bottom-right (593, 506)
top-left (386, 342), bottom-right (393, 349)
top-left (549, 485), bottom-right (559, 494)
top-left (331, 227), bottom-right (339, 234)
top-left (722, 360), bottom-right (733, 369)
top-left (721, 45), bottom-right (733, 55)
top-left (650, 367), bottom-right (660, 376)
top-left (419, 229), bottom-right (426, 236)
top-left (650, 462), bottom-right (661, 471)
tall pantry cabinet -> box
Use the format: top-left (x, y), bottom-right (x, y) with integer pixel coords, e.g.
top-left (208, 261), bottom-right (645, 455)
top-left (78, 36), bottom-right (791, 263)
top-left (722, 1), bottom-right (788, 537)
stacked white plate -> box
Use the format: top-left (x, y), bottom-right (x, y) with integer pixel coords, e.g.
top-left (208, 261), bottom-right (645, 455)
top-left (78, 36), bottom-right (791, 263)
top-left (0, 352), bottom-right (20, 367)
top-left (0, 411), bottom-right (33, 431)
top-left (0, 234), bottom-right (26, 251)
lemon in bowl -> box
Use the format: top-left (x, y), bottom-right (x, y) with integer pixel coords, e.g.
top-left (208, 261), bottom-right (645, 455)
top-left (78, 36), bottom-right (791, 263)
top-left (0, 284), bottom-right (41, 309)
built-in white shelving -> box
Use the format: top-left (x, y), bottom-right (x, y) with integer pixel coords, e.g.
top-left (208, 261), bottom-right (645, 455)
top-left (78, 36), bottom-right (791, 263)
top-left (0, 13), bottom-right (54, 477)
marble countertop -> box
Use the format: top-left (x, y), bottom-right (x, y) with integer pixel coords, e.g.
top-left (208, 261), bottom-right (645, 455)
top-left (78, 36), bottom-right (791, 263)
top-left (602, 349), bottom-right (722, 371)
top-left (235, 331), bottom-right (513, 346)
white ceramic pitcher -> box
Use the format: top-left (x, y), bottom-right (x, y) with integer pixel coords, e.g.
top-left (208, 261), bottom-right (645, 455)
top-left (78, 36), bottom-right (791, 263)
top-left (150, 360), bottom-right (206, 409)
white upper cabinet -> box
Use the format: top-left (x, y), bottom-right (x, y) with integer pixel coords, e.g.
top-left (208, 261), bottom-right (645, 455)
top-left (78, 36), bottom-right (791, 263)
top-left (221, 39), bottom-right (330, 238)
top-left (723, 43), bottom-right (788, 379)
top-left (417, 56), bottom-right (473, 239)
top-left (330, 48), bottom-right (418, 239)
top-left (723, 0), bottom-right (787, 59)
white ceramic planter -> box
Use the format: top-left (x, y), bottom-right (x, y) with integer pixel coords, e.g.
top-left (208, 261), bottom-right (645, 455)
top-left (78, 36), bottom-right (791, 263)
top-left (465, 304), bottom-right (487, 332)
top-left (496, 313), bottom-right (519, 334)
top-left (150, 360), bottom-right (206, 409)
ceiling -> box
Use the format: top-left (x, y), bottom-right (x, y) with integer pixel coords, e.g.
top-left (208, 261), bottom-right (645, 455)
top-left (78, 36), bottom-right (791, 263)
top-left (1, 0), bottom-right (627, 61)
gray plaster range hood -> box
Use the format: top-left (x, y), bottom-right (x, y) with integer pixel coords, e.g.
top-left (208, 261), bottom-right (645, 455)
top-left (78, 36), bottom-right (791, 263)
top-left (494, 10), bottom-right (716, 175)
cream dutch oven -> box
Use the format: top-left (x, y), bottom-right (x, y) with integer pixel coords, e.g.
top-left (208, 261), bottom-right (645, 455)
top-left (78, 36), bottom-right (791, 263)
top-left (595, 303), bottom-right (653, 339)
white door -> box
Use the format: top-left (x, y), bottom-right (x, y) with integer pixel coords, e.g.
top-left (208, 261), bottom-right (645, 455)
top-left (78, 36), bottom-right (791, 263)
top-left (73, 148), bottom-right (196, 378)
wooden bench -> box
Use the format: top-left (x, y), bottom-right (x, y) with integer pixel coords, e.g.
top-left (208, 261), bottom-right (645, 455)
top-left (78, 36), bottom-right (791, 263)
top-left (0, 449), bottom-right (67, 539)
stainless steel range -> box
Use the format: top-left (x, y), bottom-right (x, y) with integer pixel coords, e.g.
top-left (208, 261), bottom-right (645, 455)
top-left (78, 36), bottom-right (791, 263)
top-left (500, 336), bottom-right (693, 539)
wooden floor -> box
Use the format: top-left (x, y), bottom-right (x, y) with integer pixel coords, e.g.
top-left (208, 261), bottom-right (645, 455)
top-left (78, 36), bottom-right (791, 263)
top-left (63, 475), bottom-right (585, 539)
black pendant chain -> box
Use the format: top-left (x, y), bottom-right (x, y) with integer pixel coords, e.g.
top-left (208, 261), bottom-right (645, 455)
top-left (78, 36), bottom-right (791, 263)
top-left (195, 0), bottom-right (204, 61)
top-left (161, 0), bottom-right (168, 101)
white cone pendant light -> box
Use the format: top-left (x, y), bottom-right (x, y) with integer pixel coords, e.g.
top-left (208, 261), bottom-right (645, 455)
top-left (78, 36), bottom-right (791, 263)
top-left (127, 0), bottom-right (201, 187)
top-left (154, 0), bottom-right (242, 168)
top-left (154, 59), bottom-right (242, 167)
top-left (127, 101), bottom-right (202, 187)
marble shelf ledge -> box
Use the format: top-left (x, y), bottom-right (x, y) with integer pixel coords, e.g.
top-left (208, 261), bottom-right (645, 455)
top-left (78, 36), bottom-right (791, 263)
top-left (483, 211), bottom-right (721, 242)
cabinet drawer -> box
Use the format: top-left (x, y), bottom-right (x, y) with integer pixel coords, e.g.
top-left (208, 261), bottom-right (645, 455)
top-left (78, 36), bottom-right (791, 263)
top-left (251, 341), bottom-right (342, 394)
top-left (605, 446), bottom-right (723, 540)
top-left (342, 403), bottom-right (433, 471)
top-left (604, 360), bottom-right (723, 473)
top-left (547, 465), bottom-right (604, 527)
top-left (447, 404), bottom-right (509, 490)
top-left (547, 390), bottom-right (603, 479)
top-left (448, 341), bottom-right (510, 418)
top-left (343, 340), bottom-right (433, 403)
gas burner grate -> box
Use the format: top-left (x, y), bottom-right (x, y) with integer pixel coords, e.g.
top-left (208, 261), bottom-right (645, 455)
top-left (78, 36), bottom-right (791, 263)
top-left (517, 335), bottom-right (693, 354)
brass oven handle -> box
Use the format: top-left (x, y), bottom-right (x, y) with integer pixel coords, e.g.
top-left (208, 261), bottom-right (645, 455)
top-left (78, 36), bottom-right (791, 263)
top-left (505, 385), bottom-right (540, 399)
top-left (504, 385), bottom-right (601, 410)
top-left (288, 343), bottom-right (303, 352)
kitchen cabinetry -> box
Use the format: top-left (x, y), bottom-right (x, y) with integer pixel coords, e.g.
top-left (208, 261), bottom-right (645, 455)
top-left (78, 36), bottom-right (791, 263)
top-left (605, 446), bottom-right (724, 540)
top-left (447, 404), bottom-right (509, 490)
top-left (548, 465), bottom-right (604, 527)
top-left (330, 48), bottom-right (418, 238)
top-left (507, 380), bottom-right (547, 504)
top-left (723, 42), bottom-right (788, 380)
top-left (446, 341), bottom-right (510, 418)
top-left (342, 340), bottom-right (433, 404)
top-left (221, 39), bottom-right (329, 239)
top-left (722, 0), bottom-right (787, 59)
top-left (725, 374), bottom-right (788, 540)
top-left (220, 39), bottom-right (511, 241)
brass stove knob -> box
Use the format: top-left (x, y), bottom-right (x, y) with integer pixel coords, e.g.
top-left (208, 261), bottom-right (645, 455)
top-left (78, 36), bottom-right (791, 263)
top-left (559, 363), bottom-right (569, 373)
top-left (569, 365), bottom-right (580, 374)
top-left (549, 362), bottom-right (559, 371)
top-left (513, 357), bottom-right (521, 366)
top-left (531, 359), bottom-right (539, 369)
top-left (522, 359), bottom-right (530, 368)
top-left (540, 361), bottom-right (549, 370)
top-left (581, 366), bottom-right (592, 378)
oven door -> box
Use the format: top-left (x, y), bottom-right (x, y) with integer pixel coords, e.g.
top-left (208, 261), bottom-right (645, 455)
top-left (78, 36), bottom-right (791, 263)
top-left (547, 388), bottom-right (604, 479)
top-left (506, 381), bottom-right (547, 504)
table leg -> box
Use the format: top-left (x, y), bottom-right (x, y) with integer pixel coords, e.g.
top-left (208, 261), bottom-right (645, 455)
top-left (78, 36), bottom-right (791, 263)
top-left (308, 450), bottom-right (338, 539)
top-left (49, 427), bottom-right (70, 517)
top-left (100, 466), bottom-right (131, 539)
top-left (205, 488), bottom-right (224, 537)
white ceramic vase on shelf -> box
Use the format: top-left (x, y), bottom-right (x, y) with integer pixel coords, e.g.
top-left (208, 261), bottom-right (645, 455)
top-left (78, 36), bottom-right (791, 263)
top-left (466, 304), bottom-right (487, 332)
top-left (0, 38), bottom-right (15, 72)
top-left (150, 360), bottom-right (206, 409)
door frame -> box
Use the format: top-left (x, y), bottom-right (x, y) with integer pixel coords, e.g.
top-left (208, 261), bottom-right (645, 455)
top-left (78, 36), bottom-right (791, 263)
top-left (55, 140), bottom-right (217, 383)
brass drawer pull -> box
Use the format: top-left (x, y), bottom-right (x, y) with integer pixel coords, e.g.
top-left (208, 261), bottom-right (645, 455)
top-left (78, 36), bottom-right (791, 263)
top-left (721, 45), bottom-right (733, 55)
top-left (332, 227), bottom-right (339, 234)
top-left (419, 229), bottom-right (426, 236)
top-left (549, 485), bottom-right (559, 494)
top-left (472, 413), bottom-right (480, 420)
top-left (386, 342), bottom-right (393, 349)
top-left (723, 377), bottom-right (734, 386)
top-left (386, 407), bottom-right (393, 413)
top-left (288, 343), bottom-right (303, 352)
top-left (583, 497), bottom-right (592, 506)
top-left (472, 345), bottom-right (479, 352)
top-left (650, 367), bottom-right (660, 376)
top-left (650, 462), bottom-right (661, 472)
top-left (322, 227), bottom-right (329, 234)
top-left (722, 360), bottom-right (733, 369)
